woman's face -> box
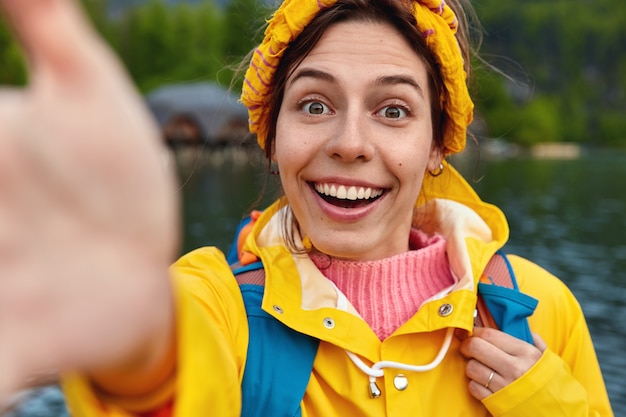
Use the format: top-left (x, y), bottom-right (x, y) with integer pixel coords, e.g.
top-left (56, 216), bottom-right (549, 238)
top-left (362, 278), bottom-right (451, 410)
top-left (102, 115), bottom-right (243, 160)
top-left (274, 20), bottom-right (441, 261)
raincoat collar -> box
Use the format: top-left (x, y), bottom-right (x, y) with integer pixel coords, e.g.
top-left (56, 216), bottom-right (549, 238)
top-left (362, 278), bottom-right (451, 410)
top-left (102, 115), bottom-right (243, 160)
top-left (240, 161), bottom-right (509, 344)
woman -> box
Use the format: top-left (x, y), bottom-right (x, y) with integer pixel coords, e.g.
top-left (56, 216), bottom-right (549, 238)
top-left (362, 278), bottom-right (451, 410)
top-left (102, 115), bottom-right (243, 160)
top-left (0, 0), bottom-right (613, 415)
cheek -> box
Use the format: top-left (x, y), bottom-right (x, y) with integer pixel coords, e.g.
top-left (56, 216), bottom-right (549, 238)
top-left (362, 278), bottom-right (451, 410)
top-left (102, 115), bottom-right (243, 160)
top-left (394, 145), bottom-right (432, 173)
top-left (406, 168), bottom-right (427, 194)
top-left (274, 137), bottom-right (301, 168)
top-left (274, 120), bottom-right (316, 168)
top-left (393, 149), bottom-right (431, 195)
top-left (273, 119), bottom-right (291, 164)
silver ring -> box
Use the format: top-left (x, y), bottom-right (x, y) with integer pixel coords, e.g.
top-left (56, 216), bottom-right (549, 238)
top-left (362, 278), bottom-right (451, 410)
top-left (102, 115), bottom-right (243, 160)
top-left (484, 370), bottom-right (495, 389)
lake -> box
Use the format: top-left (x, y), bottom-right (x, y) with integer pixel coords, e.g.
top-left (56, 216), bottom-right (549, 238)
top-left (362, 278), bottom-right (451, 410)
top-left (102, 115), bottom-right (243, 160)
top-left (8, 146), bottom-right (625, 415)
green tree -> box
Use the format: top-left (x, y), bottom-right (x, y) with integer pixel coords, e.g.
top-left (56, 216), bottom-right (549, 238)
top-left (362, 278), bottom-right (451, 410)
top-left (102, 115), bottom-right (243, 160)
top-left (110, 0), bottom-right (231, 92)
top-left (474, 0), bottom-right (626, 147)
top-left (82, 0), bottom-right (113, 42)
top-left (166, 2), bottom-right (226, 84)
top-left (114, 0), bottom-right (177, 91)
top-left (223, 0), bottom-right (266, 60)
top-left (0, 19), bottom-right (26, 85)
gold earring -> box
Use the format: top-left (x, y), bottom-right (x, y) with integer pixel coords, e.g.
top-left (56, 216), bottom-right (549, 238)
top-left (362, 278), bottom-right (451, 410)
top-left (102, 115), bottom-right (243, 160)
top-left (429, 163), bottom-right (444, 177)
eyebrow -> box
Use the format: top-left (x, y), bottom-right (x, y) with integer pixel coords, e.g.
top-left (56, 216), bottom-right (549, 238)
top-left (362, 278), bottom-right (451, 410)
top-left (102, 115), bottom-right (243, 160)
top-left (289, 68), bottom-right (336, 86)
top-left (375, 75), bottom-right (425, 99)
top-left (288, 69), bottom-right (426, 99)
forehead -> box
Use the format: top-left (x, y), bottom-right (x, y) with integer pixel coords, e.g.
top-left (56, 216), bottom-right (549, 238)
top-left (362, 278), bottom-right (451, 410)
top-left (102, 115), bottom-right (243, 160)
top-left (289, 20), bottom-right (428, 86)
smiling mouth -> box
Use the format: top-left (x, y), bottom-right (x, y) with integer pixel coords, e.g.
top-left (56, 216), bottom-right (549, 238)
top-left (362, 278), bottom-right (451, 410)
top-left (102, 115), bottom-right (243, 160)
top-left (312, 183), bottom-right (385, 208)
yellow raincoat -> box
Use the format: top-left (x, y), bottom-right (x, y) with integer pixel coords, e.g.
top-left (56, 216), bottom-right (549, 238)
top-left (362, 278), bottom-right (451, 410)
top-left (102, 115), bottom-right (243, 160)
top-left (63, 163), bottom-right (613, 416)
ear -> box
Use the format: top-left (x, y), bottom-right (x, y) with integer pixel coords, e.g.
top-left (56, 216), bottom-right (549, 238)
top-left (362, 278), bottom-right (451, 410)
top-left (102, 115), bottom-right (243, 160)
top-left (427, 145), bottom-right (444, 172)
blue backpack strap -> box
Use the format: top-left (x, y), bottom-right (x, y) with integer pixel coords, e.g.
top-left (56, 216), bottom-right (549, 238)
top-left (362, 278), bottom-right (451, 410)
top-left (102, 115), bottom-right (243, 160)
top-left (232, 264), bottom-right (320, 417)
top-left (477, 250), bottom-right (538, 344)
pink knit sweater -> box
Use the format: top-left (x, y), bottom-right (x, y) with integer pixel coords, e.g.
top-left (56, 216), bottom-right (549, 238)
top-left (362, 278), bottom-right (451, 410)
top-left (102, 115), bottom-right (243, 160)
top-left (310, 229), bottom-right (455, 340)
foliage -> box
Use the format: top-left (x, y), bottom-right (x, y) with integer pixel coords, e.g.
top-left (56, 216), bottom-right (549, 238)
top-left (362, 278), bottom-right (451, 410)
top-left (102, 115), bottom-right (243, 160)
top-left (222, 0), bottom-right (268, 91)
top-left (111, 0), bottom-right (230, 92)
top-left (511, 96), bottom-right (564, 147)
top-left (0, 18), bottom-right (26, 84)
top-left (473, 0), bottom-right (626, 147)
top-left (0, 0), bottom-right (624, 147)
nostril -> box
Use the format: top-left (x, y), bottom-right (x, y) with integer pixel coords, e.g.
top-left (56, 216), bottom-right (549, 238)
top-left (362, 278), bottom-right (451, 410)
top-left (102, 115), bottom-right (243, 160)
top-left (325, 126), bottom-right (374, 162)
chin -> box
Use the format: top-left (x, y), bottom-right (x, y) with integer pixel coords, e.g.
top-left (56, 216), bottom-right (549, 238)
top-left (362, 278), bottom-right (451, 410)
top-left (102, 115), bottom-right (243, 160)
top-left (310, 241), bottom-right (376, 262)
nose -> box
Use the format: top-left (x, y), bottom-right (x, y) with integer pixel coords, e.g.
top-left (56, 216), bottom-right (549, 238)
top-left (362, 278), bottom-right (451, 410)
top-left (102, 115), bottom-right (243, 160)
top-left (325, 111), bottom-right (375, 162)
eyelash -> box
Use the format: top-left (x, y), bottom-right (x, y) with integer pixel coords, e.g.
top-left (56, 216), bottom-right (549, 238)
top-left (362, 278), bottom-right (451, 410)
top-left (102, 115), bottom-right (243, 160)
top-left (377, 102), bottom-right (411, 119)
top-left (297, 97), bottom-right (331, 115)
top-left (296, 97), bottom-right (412, 119)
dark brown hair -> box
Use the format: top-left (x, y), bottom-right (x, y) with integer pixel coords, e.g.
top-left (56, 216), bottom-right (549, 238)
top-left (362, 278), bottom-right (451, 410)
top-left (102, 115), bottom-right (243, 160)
top-left (262, 0), bottom-right (474, 161)
top-left (253, 0), bottom-right (475, 251)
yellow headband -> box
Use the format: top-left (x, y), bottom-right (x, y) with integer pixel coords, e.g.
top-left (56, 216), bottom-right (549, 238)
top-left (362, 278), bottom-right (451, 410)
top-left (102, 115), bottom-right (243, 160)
top-left (240, 0), bottom-right (474, 155)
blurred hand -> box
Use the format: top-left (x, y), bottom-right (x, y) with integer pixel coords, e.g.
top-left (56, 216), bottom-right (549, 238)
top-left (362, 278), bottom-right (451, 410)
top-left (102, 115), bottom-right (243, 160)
top-left (460, 327), bottom-right (547, 400)
top-left (0, 0), bottom-right (179, 400)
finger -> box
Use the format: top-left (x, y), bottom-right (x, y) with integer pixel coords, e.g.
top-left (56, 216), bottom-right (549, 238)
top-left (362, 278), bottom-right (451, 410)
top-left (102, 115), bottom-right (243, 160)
top-left (467, 379), bottom-right (495, 401)
top-left (471, 327), bottom-right (538, 356)
top-left (460, 328), bottom-right (511, 360)
top-left (532, 332), bottom-right (547, 352)
top-left (466, 359), bottom-right (501, 395)
top-left (461, 328), bottom-right (543, 381)
top-left (0, 0), bottom-right (102, 79)
top-left (460, 333), bottom-right (512, 377)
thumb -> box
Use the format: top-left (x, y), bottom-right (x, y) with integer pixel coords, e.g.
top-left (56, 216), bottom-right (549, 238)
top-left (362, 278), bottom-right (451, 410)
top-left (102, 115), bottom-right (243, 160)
top-left (0, 0), bottom-right (102, 80)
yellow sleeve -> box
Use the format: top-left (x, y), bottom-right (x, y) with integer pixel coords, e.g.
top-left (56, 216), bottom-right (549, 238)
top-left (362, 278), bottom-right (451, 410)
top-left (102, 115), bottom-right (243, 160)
top-left (63, 247), bottom-right (249, 417)
top-left (482, 255), bottom-right (613, 417)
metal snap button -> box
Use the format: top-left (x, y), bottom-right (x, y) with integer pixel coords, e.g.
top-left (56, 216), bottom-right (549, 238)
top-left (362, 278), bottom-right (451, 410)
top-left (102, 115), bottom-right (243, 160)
top-left (273, 305), bottom-right (283, 314)
top-left (393, 374), bottom-right (409, 391)
top-left (438, 303), bottom-right (454, 317)
top-left (323, 317), bottom-right (335, 329)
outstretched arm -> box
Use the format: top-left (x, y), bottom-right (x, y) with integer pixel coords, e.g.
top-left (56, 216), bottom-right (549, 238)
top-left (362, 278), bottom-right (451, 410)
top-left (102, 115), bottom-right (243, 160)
top-left (0, 0), bottom-right (179, 402)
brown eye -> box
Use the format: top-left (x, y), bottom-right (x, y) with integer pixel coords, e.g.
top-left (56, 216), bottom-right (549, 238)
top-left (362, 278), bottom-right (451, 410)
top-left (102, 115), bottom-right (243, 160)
top-left (383, 106), bottom-right (404, 119)
top-left (304, 101), bottom-right (328, 115)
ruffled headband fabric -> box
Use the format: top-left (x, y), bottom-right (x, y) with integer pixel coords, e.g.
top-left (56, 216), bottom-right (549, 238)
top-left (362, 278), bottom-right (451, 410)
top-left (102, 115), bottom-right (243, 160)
top-left (240, 0), bottom-right (474, 155)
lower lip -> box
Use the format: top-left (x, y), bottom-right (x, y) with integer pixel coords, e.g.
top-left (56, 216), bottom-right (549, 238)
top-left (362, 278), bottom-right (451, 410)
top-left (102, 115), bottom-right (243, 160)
top-left (309, 185), bottom-right (384, 223)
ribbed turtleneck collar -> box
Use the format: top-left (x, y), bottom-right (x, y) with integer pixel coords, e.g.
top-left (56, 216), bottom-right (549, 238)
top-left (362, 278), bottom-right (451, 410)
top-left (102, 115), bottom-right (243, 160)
top-left (309, 229), bottom-right (455, 340)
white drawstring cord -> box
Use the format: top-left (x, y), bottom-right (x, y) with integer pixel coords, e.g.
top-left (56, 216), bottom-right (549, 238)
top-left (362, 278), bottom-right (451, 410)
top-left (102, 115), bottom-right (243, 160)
top-left (329, 282), bottom-right (455, 398)
top-left (345, 328), bottom-right (455, 397)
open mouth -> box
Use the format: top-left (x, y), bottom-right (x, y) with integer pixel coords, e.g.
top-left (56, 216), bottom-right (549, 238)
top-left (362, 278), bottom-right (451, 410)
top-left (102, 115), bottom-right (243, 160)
top-left (312, 183), bottom-right (385, 209)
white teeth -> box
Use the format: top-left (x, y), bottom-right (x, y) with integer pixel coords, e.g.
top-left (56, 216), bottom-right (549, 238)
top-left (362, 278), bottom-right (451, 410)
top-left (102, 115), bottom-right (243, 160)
top-left (314, 183), bottom-right (383, 201)
top-left (346, 186), bottom-right (357, 200)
